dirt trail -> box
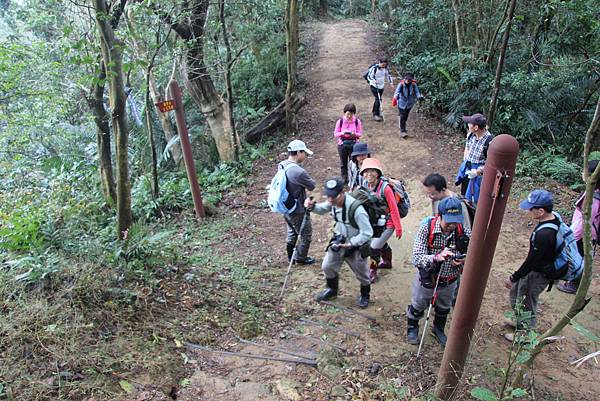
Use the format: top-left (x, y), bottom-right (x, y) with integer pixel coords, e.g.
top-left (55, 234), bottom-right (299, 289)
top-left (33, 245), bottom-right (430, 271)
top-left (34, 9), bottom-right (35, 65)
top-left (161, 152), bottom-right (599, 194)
top-left (178, 20), bottom-right (600, 401)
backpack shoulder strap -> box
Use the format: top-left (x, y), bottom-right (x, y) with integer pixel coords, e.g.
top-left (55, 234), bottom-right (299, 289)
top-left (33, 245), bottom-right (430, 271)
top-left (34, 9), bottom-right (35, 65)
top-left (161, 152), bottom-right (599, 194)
top-left (348, 199), bottom-right (361, 229)
top-left (428, 216), bottom-right (438, 250)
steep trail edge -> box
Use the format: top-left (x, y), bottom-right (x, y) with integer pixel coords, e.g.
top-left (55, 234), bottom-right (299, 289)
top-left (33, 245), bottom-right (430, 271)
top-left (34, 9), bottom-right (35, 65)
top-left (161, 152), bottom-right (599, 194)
top-left (178, 19), bottom-right (600, 401)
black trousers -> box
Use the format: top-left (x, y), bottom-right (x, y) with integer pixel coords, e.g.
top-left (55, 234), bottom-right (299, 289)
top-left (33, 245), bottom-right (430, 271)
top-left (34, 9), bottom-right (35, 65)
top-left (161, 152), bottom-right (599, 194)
top-left (370, 85), bottom-right (384, 116)
top-left (337, 144), bottom-right (352, 182)
top-left (398, 107), bottom-right (412, 132)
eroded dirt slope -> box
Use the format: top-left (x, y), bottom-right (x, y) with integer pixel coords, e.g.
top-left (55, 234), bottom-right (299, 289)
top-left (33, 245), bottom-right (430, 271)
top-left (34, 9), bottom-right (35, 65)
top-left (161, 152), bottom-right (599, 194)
top-left (177, 19), bottom-right (600, 401)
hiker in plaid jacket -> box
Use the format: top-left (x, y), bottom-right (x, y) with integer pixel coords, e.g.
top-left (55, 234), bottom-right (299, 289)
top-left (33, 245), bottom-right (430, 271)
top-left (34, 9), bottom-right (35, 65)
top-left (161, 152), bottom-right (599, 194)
top-left (406, 197), bottom-right (471, 348)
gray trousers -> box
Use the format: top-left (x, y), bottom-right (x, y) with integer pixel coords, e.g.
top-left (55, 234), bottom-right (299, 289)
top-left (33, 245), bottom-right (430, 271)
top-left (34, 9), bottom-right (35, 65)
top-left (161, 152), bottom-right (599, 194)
top-left (285, 212), bottom-right (312, 260)
top-left (406, 274), bottom-right (457, 320)
top-left (509, 271), bottom-right (551, 328)
top-left (370, 227), bottom-right (394, 250)
top-left (322, 248), bottom-right (370, 286)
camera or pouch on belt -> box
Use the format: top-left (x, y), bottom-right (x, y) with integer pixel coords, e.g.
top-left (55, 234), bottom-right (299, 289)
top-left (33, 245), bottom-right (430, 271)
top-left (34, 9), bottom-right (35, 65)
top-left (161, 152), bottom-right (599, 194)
top-left (342, 138), bottom-right (356, 153)
top-left (328, 234), bottom-right (346, 252)
top-left (456, 234), bottom-right (470, 254)
top-left (452, 253), bottom-right (467, 261)
top-left (418, 263), bottom-right (440, 288)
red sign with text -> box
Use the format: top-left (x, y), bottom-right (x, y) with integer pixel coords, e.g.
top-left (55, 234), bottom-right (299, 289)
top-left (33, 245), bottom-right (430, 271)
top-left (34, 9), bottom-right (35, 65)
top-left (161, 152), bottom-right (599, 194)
top-left (155, 100), bottom-right (175, 113)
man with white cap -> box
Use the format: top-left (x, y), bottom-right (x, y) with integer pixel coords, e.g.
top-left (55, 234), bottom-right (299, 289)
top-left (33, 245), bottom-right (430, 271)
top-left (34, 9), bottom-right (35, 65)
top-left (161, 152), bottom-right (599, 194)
top-left (406, 197), bottom-right (471, 347)
top-left (305, 177), bottom-right (374, 308)
top-left (279, 140), bottom-right (316, 264)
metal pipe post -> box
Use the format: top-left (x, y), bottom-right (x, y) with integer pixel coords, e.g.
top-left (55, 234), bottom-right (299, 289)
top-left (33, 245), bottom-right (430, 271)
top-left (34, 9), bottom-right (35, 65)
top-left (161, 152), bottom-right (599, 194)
top-left (169, 80), bottom-right (205, 218)
top-left (436, 135), bottom-right (519, 399)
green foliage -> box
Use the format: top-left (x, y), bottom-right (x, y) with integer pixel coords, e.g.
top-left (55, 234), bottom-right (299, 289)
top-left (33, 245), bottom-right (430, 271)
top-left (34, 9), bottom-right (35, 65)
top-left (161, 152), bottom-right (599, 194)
top-left (383, 0), bottom-right (599, 186)
top-left (516, 149), bottom-right (581, 189)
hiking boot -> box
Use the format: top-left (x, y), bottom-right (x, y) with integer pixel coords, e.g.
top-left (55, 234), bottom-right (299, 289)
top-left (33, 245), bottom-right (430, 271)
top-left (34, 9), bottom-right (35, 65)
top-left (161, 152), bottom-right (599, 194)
top-left (400, 131), bottom-right (408, 139)
top-left (378, 246), bottom-right (393, 269)
top-left (295, 256), bottom-right (316, 265)
top-left (357, 285), bottom-right (370, 309)
top-left (373, 115), bottom-right (383, 122)
top-left (432, 314), bottom-right (448, 347)
top-left (557, 280), bottom-right (578, 294)
top-left (316, 277), bottom-right (339, 301)
top-left (407, 318), bottom-right (419, 345)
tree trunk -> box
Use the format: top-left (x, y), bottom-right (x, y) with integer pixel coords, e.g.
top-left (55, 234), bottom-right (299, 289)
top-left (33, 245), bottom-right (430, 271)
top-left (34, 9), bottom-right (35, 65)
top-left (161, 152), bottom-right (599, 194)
top-left (93, 0), bottom-right (132, 239)
top-left (371, 0), bottom-right (377, 14)
top-left (319, 0), bottom-right (328, 17)
top-left (219, 0), bottom-right (240, 162)
top-left (126, 9), bottom-right (182, 166)
top-left (285, 0), bottom-right (299, 134)
top-left (145, 71), bottom-right (159, 198)
top-left (170, 0), bottom-right (237, 162)
top-left (451, 0), bottom-right (464, 71)
top-left (485, 0), bottom-right (510, 67)
top-left (86, 63), bottom-right (116, 205)
top-left (487, 0), bottom-right (517, 128)
top-left (244, 94), bottom-right (307, 144)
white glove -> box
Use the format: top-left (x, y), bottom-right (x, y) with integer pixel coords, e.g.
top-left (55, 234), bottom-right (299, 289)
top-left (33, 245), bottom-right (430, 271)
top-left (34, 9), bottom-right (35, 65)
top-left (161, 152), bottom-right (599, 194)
top-left (466, 169), bottom-right (479, 179)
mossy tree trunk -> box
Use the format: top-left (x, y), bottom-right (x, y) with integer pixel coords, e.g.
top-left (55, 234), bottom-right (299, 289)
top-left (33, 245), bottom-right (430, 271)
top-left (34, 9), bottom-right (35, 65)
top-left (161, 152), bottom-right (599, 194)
top-left (170, 0), bottom-right (237, 162)
top-left (92, 0), bottom-right (132, 239)
top-left (285, 0), bottom-right (299, 134)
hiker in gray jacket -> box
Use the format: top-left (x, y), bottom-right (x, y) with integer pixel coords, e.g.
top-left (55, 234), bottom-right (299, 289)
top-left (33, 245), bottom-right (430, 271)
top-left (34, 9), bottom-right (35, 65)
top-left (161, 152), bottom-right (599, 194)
top-left (279, 140), bottom-right (316, 264)
top-left (305, 177), bottom-right (374, 308)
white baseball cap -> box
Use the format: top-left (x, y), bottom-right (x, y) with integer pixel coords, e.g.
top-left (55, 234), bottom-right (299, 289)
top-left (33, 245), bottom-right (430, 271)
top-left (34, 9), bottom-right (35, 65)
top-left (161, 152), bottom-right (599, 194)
top-left (287, 139), bottom-right (313, 155)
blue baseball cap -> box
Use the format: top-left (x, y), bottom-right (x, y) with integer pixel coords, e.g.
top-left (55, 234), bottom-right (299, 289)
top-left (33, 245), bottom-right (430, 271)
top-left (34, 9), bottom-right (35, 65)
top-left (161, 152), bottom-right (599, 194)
top-left (519, 189), bottom-right (553, 210)
top-left (438, 197), bottom-right (464, 224)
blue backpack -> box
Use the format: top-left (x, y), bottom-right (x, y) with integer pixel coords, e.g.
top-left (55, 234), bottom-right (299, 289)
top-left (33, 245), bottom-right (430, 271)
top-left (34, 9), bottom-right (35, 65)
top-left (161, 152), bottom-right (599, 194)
top-left (267, 163), bottom-right (297, 214)
top-left (534, 212), bottom-right (583, 281)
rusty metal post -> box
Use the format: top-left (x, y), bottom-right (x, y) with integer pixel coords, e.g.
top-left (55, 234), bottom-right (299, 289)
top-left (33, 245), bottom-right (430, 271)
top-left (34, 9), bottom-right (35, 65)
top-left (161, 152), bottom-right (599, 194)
top-left (436, 135), bottom-right (519, 399)
top-left (169, 80), bottom-right (206, 218)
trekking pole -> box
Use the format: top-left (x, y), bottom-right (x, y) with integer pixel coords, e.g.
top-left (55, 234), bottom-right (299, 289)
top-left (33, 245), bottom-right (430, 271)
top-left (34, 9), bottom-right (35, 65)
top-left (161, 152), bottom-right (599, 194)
top-left (417, 271), bottom-right (442, 358)
top-left (279, 205), bottom-right (311, 301)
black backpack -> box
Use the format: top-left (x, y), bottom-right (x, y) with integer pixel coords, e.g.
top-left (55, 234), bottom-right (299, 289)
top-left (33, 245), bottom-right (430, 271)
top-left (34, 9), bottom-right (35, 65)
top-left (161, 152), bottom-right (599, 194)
top-left (347, 187), bottom-right (388, 236)
top-left (363, 63), bottom-right (377, 81)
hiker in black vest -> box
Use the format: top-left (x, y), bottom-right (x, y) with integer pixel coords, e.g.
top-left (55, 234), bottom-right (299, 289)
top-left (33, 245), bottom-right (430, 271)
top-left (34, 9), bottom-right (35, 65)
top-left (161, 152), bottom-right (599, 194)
top-left (504, 190), bottom-right (557, 341)
top-left (305, 177), bottom-right (374, 308)
top-left (279, 140), bottom-right (317, 265)
top-left (364, 58), bottom-right (393, 121)
top-left (333, 103), bottom-right (363, 183)
top-left (392, 72), bottom-right (424, 138)
top-left (406, 197), bottom-right (471, 347)
top-left (348, 142), bottom-right (371, 191)
top-left (455, 113), bottom-right (493, 204)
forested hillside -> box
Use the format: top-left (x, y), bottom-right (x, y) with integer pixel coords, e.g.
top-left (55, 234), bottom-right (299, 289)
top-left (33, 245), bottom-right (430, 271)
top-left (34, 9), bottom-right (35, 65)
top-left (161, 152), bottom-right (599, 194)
top-left (0, 1), bottom-right (599, 400)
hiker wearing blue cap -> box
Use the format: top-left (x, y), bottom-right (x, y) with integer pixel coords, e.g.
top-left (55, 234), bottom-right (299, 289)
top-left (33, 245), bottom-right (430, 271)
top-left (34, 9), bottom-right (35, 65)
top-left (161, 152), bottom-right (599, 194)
top-left (406, 197), bottom-right (471, 348)
top-left (348, 142), bottom-right (372, 191)
top-left (503, 189), bottom-right (558, 341)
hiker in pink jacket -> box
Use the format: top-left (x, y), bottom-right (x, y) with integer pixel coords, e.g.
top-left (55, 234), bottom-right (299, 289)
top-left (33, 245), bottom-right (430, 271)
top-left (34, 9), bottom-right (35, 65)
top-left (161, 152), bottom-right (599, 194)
top-left (333, 103), bottom-right (363, 183)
